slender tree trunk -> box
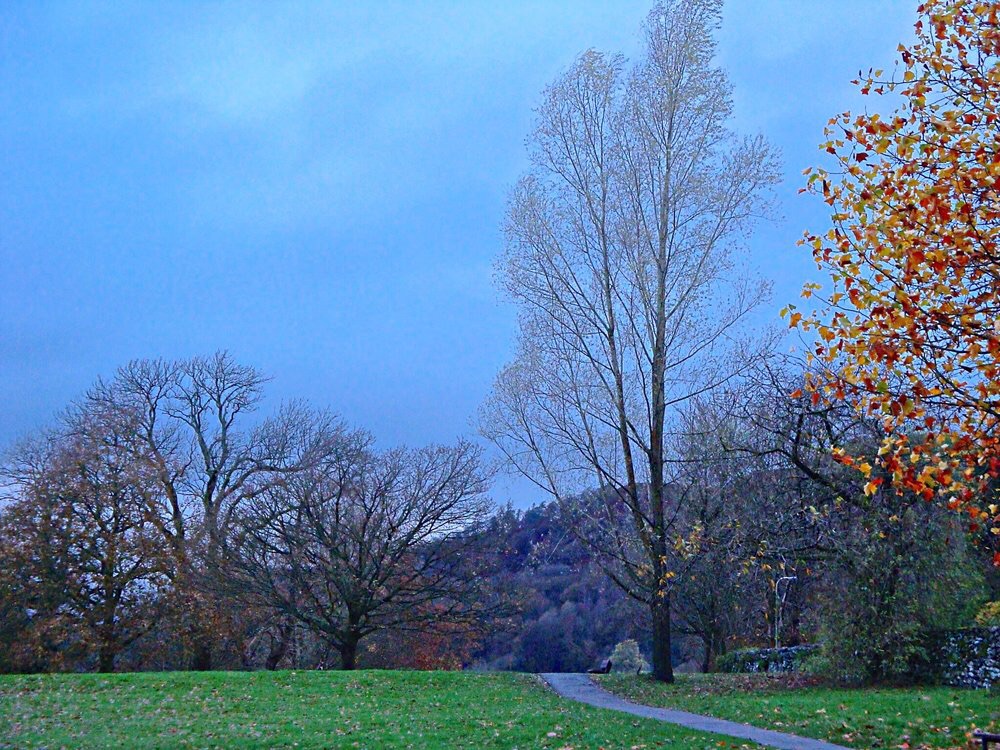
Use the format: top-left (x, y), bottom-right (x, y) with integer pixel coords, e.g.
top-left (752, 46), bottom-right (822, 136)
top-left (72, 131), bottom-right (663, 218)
top-left (650, 596), bottom-right (674, 683)
top-left (714, 631), bottom-right (727, 671)
top-left (702, 627), bottom-right (725, 672)
top-left (787, 590), bottom-right (802, 647)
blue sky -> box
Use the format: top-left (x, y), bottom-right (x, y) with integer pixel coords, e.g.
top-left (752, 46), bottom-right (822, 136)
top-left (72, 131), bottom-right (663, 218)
top-left (1, 1), bottom-right (914, 505)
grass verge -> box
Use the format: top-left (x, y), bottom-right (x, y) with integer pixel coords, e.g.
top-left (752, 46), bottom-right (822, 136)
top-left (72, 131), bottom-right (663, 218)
top-left (597, 673), bottom-right (999, 750)
top-left (1, 669), bottom-right (754, 749)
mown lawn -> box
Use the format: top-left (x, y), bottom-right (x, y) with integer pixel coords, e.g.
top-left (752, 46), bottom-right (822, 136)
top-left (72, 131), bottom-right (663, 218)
top-left (0, 669), bottom-right (755, 749)
top-left (598, 673), bottom-right (999, 750)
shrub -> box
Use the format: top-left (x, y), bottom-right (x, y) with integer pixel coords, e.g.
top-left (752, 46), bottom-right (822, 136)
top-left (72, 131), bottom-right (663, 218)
top-left (815, 502), bottom-right (986, 686)
top-left (609, 639), bottom-right (648, 674)
top-left (975, 602), bottom-right (1000, 628)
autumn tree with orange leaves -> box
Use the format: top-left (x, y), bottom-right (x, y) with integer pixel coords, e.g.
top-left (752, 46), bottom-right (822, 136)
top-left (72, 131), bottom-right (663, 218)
top-left (789, 0), bottom-right (1000, 564)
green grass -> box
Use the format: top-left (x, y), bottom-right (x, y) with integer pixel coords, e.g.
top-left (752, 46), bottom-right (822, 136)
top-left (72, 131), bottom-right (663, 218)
top-left (0, 669), bottom-right (755, 749)
top-left (598, 673), bottom-right (1000, 750)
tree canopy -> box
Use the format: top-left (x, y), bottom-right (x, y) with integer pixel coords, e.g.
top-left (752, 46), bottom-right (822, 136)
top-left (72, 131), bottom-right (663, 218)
top-left (790, 0), bottom-right (1000, 563)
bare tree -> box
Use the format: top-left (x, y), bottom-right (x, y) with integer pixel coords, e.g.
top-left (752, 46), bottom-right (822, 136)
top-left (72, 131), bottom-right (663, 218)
top-left (84, 351), bottom-right (343, 669)
top-left (480, 0), bottom-right (778, 681)
top-left (224, 435), bottom-right (496, 669)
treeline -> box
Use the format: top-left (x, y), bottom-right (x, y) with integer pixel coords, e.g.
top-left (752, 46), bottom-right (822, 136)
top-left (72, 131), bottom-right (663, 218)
top-left (1, 354), bottom-right (997, 683)
top-left (0, 352), bottom-right (505, 674)
top-left (480, 362), bottom-right (999, 684)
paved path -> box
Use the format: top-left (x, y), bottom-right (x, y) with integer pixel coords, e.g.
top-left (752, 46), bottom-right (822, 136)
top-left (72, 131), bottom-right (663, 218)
top-left (540, 673), bottom-right (850, 750)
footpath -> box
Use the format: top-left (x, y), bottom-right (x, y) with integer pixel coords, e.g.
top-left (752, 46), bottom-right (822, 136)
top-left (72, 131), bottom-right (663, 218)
top-left (540, 673), bottom-right (850, 750)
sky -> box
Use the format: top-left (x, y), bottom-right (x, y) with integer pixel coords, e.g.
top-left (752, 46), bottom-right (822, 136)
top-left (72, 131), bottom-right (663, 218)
top-left (1, 1), bottom-right (916, 506)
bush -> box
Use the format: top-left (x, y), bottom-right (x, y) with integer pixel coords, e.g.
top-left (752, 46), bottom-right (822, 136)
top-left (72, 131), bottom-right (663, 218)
top-left (815, 503), bottom-right (986, 686)
top-left (609, 639), bottom-right (648, 674)
top-left (975, 602), bottom-right (1000, 627)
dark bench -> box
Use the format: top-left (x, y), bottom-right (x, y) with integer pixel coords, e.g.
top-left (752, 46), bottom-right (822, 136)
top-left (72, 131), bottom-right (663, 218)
top-left (973, 730), bottom-right (1000, 749)
top-left (586, 660), bottom-right (612, 674)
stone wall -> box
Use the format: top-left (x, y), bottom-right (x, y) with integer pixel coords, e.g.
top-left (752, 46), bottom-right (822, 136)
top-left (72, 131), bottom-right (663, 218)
top-left (715, 629), bottom-right (1000, 688)
top-left (715, 645), bottom-right (817, 674)
top-left (924, 627), bottom-right (1000, 689)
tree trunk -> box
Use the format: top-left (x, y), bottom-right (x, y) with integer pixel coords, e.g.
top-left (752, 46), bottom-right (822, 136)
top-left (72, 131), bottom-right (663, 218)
top-left (96, 617), bottom-right (117, 673)
top-left (650, 597), bottom-right (674, 683)
top-left (701, 628), bottom-right (725, 673)
top-left (340, 637), bottom-right (358, 670)
top-left (190, 639), bottom-right (212, 671)
top-left (714, 633), bottom-right (727, 671)
top-left (265, 625), bottom-right (291, 671)
top-left (98, 644), bottom-right (116, 673)
top-left (786, 592), bottom-right (802, 647)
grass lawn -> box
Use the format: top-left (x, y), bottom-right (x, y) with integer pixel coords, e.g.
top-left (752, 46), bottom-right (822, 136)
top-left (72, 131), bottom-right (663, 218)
top-left (598, 673), bottom-right (999, 750)
top-left (0, 669), bottom-right (758, 750)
